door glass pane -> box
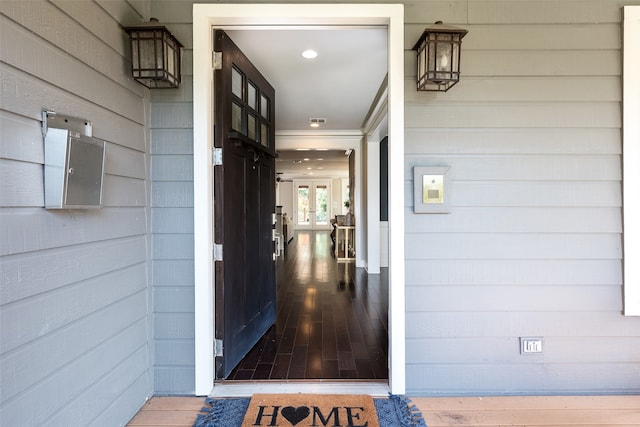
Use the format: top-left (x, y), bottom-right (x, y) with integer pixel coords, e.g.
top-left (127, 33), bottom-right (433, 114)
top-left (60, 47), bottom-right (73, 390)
top-left (297, 186), bottom-right (310, 225)
top-left (260, 94), bottom-right (269, 119)
top-left (315, 185), bottom-right (328, 225)
top-left (248, 113), bottom-right (257, 141)
top-left (232, 67), bottom-right (243, 98)
top-left (232, 102), bottom-right (243, 133)
top-left (261, 123), bottom-right (269, 147)
top-left (248, 83), bottom-right (257, 110)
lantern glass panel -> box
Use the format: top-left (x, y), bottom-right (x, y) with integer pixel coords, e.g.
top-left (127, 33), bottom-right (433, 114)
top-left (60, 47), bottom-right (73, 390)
top-left (417, 44), bottom-right (426, 84)
top-left (452, 42), bottom-right (460, 71)
top-left (427, 41), bottom-right (436, 73)
top-left (140, 37), bottom-right (156, 73)
top-left (131, 41), bottom-right (140, 72)
top-left (167, 44), bottom-right (175, 77)
top-left (435, 42), bottom-right (452, 72)
top-left (156, 38), bottom-right (165, 77)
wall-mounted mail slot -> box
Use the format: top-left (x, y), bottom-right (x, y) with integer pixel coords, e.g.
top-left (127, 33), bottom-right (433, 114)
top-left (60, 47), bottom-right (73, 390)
top-left (44, 126), bottom-right (106, 209)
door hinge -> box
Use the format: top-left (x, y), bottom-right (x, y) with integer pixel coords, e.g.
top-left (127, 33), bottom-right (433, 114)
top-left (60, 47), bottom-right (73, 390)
top-left (214, 339), bottom-right (223, 357)
top-left (213, 51), bottom-right (222, 70)
top-left (213, 243), bottom-right (223, 261)
top-left (213, 147), bottom-right (223, 166)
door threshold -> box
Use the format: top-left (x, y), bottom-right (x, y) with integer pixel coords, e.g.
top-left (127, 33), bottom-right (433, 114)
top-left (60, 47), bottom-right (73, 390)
top-left (209, 381), bottom-right (389, 397)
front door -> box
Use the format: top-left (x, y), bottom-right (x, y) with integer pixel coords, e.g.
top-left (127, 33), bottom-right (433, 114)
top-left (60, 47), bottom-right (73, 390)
top-left (295, 180), bottom-right (331, 230)
top-left (213, 29), bottom-right (277, 379)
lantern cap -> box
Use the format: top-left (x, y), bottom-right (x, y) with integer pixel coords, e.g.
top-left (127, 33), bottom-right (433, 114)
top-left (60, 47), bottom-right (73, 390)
top-left (412, 21), bottom-right (468, 51)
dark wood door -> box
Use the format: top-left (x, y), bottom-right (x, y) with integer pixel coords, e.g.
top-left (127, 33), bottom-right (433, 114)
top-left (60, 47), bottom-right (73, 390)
top-left (213, 29), bottom-right (277, 379)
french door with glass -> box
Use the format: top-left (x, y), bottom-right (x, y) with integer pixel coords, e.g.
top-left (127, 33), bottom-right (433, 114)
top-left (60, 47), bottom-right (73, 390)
top-left (295, 180), bottom-right (331, 230)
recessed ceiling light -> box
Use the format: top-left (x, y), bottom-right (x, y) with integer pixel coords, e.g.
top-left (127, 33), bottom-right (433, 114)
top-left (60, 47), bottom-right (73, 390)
top-left (310, 123), bottom-right (320, 128)
top-left (302, 49), bottom-right (318, 59)
top-left (303, 158), bottom-right (310, 161)
top-left (295, 148), bottom-right (310, 151)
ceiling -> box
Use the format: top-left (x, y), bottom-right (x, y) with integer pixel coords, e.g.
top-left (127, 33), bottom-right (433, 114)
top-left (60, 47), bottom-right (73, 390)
top-left (226, 28), bottom-right (387, 178)
top-left (275, 148), bottom-right (352, 180)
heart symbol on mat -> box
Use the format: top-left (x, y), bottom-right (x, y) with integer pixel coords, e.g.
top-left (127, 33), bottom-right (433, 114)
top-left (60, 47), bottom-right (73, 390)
top-left (281, 406), bottom-right (310, 426)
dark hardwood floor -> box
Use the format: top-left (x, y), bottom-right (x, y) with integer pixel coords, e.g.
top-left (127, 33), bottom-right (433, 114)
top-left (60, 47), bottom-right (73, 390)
top-left (226, 230), bottom-right (389, 380)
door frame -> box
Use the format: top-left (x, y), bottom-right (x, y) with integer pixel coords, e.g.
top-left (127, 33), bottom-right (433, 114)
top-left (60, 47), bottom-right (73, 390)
top-left (193, 3), bottom-right (405, 395)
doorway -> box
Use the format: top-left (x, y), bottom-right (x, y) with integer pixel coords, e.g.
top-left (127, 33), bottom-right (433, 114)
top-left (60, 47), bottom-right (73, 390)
top-left (193, 3), bottom-right (405, 396)
top-left (295, 181), bottom-right (332, 230)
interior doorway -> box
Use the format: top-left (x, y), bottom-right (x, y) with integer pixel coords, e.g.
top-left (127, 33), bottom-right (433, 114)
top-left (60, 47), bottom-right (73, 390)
top-left (193, 3), bottom-right (406, 396)
top-left (295, 181), bottom-right (332, 230)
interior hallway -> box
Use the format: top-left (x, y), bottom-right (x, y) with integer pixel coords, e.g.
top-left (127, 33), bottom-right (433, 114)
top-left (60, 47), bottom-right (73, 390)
top-left (225, 230), bottom-right (389, 380)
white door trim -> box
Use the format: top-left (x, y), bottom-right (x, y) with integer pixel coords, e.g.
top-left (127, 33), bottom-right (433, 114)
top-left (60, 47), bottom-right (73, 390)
top-left (623, 6), bottom-right (640, 315)
top-left (193, 3), bottom-right (405, 395)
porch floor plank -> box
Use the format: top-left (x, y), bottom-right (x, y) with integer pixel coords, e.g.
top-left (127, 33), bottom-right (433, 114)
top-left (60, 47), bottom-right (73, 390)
top-left (413, 396), bottom-right (640, 426)
top-left (127, 397), bottom-right (202, 426)
top-left (127, 396), bottom-right (640, 427)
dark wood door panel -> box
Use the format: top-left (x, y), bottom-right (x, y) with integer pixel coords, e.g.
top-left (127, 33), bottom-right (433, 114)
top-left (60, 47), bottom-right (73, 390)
top-left (214, 29), bottom-right (277, 379)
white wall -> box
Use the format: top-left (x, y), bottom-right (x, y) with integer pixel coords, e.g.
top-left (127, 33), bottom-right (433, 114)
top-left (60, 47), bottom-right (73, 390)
top-left (279, 180), bottom-right (294, 236)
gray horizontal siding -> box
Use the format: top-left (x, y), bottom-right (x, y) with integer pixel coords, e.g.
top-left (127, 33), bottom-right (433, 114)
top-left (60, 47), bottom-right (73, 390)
top-left (406, 337), bottom-right (640, 364)
top-left (145, 0), bottom-right (640, 397)
top-left (406, 285), bottom-right (623, 312)
top-left (150, 59), bottom-right (196, 391)
top-left (406, 259), bottom-right (622, 286)
top-left (147, 0), bottom-right (197, 394)
top-left (404, 364), bottom-right (640, 396)
top-left (1, 263), bottom-right (147, 353)
top-left (406, 311), bottom-right (639, 337)
top-left (404, 0), bottom-right (640, 396)
top-left (0, 1), bottom-right (152, 425)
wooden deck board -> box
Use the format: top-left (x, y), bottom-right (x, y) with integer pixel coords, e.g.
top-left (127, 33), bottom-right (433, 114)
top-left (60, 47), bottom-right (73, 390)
top-left (127, 397), bottom-right (202, 426)
top-left (412, 395), bottom-right (640, 410)
top-left (413, 397), bottom-right (640, 427)
top-left (127, 396), bottom-right (640, 427)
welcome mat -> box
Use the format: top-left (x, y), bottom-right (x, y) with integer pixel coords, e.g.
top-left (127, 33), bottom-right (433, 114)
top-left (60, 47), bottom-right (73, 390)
top-left (243, 394), bottom-right (379, 427)
top-left (194, 394), bottom-right (427, 427)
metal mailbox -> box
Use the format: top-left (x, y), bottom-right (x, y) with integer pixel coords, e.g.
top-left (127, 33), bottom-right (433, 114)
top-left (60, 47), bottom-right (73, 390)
top-left (44, 123), bottom-right (106, 209)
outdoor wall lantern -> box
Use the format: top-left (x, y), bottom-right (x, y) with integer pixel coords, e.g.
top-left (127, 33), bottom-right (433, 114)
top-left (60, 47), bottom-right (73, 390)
top-left (413, 21), bottom-right (468, 92)
top-left (123, 19), bottom-right (183, 88)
